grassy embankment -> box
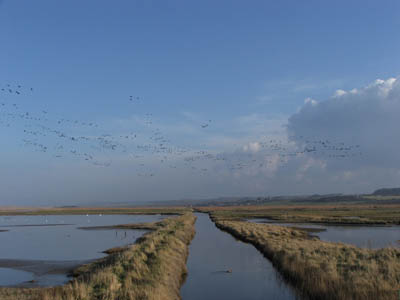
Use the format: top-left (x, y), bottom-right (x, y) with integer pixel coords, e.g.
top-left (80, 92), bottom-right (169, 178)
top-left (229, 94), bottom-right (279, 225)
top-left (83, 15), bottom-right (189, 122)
top-left (0, 213), bottom-right (196, 300)
top-left (208, 208), bottom-right (400, 300)
top-left (197, 204), bottom-right (400, 225)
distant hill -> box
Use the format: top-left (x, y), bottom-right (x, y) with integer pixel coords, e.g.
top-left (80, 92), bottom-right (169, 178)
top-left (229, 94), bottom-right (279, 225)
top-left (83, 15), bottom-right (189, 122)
top-left (372, 188), bottom-right (400, 196)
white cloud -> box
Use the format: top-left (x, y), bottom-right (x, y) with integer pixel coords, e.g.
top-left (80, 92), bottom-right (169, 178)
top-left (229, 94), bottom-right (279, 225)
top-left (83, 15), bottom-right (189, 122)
top-left (333, 89), bottom-right (347, 97)
top-left (304, 97), bottom-right (318, 106)
top-left (243, 142), bottom-right (261, 153)
top-left (282, 76), bottom-right (400, 193)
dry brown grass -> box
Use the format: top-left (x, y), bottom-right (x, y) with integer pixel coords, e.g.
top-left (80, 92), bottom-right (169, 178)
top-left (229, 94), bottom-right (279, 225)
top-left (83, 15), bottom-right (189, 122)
top-left (0, 213), bottom-right (196, 300)
top-left (214, 218), bottom-right (400, 300)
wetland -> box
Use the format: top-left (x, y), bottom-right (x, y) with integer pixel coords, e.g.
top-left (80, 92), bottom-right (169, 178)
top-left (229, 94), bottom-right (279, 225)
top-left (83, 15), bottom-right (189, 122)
top-left (0, 214), bottom-right (166, 287)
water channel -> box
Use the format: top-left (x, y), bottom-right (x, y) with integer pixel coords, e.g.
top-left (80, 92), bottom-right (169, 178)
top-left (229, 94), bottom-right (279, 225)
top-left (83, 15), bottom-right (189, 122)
top-left (181, 213), bottom-right (297, 300)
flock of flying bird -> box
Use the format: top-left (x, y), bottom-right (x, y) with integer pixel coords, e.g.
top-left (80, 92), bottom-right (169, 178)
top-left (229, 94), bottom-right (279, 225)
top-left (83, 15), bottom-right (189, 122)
top-left (0, 82), bottom-right (363, 177)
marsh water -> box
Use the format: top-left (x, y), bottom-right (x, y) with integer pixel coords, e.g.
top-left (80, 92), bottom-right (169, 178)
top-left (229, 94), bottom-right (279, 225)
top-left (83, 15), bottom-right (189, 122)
top-left (181, 213), bottom-right (297, 300)
top-left (248, 218), bottom-right (400, 249)
top-left (0, 214), bottom-right (166, 287)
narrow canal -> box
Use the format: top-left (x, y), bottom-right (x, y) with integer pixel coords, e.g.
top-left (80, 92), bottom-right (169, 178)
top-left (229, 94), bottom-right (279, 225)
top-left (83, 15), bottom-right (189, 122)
top-left (181, 213), bottom-right (297, 300)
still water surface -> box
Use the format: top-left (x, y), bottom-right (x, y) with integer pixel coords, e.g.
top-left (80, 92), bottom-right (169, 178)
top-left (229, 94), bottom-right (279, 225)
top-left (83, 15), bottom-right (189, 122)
top-left (181, 213), bottom-right (297, 300)
top-left (0, 268), bottom-right (33, 286)
top-left (0, 214), bottom-right (166, 286)
top-left (248, 218), bottom-right (400, 249)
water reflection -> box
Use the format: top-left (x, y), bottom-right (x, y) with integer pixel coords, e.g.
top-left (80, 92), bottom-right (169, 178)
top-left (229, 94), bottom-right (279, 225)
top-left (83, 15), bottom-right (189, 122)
top-left (181, 213), bottom-right (296, 300)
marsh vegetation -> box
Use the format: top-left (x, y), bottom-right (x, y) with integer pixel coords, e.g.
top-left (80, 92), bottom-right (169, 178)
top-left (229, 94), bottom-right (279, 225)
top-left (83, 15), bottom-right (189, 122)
top-left (207, 206), bottom-right (400, 300)
top-left (0, 214), bottom-right (169, 286)
top-left (0, 205), bottom-right (399, 299)
top-left (0, 213), bottom-right (196, 300)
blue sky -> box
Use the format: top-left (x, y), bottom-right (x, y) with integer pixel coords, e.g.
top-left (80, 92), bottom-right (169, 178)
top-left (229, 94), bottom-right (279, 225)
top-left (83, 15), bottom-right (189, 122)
top-left (1, 1), bottom-right (400, 205)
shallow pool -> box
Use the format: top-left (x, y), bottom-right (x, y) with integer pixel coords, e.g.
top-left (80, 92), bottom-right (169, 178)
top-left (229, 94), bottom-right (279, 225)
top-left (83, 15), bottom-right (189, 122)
top-left (0, 214), bottom-right (166, 286)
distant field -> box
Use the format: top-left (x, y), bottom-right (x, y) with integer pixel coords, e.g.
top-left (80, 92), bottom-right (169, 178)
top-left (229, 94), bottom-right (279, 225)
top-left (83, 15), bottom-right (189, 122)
top-left (198, 204), bottom-right (400, 225)
top-left (2, 203), bottom-right (399, 224)
top-left (0, 206), bottom-right (190, 216)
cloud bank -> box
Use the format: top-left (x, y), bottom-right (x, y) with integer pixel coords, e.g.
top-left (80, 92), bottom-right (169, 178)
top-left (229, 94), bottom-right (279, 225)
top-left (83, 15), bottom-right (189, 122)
top-left (283, 77), bottom-right (400, 193)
